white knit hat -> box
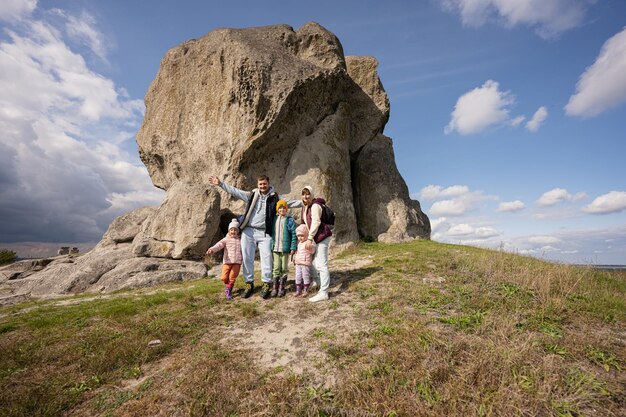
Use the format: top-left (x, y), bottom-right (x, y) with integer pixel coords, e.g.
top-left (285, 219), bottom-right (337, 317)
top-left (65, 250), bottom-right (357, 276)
top-left (302, 185), bottom-right (314, 196)
top-left (228, 219), bottom-right (240, 230)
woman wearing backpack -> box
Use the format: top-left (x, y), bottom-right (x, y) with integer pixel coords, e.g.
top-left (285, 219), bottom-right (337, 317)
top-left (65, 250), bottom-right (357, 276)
top-left (299, 186), bottom-right (332, 302)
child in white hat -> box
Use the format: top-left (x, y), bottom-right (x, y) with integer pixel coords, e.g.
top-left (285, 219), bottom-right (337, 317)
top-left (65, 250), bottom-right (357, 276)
top-left (206, 219), bottom-right (243, 300)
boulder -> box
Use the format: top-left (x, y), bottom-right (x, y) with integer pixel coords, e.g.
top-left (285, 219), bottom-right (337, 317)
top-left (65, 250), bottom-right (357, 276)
top-left (353, 134), bottom-right (430, 241)
top-left (101, 206), bottom-right (157, 245)
top-left (132, 182), bottom-right (221, 259)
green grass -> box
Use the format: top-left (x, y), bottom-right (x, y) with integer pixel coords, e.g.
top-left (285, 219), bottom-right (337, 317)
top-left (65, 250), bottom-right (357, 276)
top-left (1, 240), bottom-right (625, 416)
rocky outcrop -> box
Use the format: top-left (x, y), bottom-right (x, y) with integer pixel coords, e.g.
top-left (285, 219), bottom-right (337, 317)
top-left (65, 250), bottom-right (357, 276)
top-left (132, 183), bottom-right (221, 259)
top-left (0, 207), bottom-right (210, 304)
top-left (2, 22), bottom-right (430, 304)
top-left (137, 21), bottom-right (429, 245)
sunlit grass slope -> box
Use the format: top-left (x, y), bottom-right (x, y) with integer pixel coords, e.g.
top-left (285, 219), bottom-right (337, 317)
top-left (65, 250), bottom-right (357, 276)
top-left (1, 240), bottom-right (624, 416)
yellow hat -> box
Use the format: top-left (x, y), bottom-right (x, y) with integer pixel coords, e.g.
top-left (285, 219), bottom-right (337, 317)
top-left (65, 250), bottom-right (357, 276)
top-left (276, 200), bottom-right (288, 212)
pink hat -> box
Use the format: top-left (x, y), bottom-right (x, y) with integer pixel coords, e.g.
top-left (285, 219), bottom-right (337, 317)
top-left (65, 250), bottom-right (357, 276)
top-left (296, 224), bottom-right (309, 237)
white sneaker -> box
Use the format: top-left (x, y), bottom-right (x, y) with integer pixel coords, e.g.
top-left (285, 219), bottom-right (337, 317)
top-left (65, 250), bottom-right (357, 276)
top-left (309, 291), bottom-right (329, 302)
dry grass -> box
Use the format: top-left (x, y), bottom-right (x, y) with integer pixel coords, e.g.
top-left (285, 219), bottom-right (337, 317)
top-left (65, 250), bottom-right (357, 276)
top-left (0, 240), bottom-right (624, 416)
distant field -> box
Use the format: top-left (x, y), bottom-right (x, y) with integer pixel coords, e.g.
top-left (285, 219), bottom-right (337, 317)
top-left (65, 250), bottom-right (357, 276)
top-left (1, 240), bottom-right (624, 416)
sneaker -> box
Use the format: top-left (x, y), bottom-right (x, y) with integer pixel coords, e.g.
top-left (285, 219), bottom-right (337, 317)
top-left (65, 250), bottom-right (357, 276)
top-left (243, 282), bottom-right (254, 299)
top-left (309, 291), bottom-right (329, 302)
top-left (260, 282), bottom-right (272, 299)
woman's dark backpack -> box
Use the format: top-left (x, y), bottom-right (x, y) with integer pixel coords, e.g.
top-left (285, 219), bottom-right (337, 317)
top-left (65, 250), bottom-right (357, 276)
top-left (312, 198), bottom-right (335, 226)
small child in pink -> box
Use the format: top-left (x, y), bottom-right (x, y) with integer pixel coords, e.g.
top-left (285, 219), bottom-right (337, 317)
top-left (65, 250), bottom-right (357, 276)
top-left (206, 219), bottom-right (242, 300)
top-left (293, 224), bottom-right (316, 297)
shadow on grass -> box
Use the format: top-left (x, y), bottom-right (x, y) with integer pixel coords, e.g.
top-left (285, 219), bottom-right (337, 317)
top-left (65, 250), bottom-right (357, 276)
top-left (329, 266), bottom-right (382, 296)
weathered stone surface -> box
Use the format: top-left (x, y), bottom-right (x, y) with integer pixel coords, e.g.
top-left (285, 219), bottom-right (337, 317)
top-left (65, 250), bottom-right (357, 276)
top-left (95, 257), bottom-right (207, 292)
top-left (132, 182), bottom-right (221, 259)
top-left (25, 243), bottom-right (136, 296)
top-left (1, 244), bottom-right (208, 301)
top-left (101, 206), bottom-right (157, 245)
top-left (345, 56), bottom-right (389, 152)
top-left (353, 134), bottom-right (431, 242)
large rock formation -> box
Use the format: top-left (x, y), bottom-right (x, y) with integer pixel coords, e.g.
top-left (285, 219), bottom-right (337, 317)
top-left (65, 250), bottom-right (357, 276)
top-left (0, 22), bottom-right (429, 304)
top-left (137, 21), bottom-right (429, 250)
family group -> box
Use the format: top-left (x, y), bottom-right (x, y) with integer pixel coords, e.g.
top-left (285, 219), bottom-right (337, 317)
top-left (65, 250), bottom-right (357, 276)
top-left (206, 175), bottom-right (332, 303)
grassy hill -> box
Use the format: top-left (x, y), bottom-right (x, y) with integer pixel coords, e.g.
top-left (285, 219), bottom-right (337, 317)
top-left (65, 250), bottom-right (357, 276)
top-left (1, 240), bottom-right (624, 416)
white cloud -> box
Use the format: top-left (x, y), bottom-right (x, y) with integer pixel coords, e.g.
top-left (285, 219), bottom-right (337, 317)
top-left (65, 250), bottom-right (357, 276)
top-left (583, 191), bottom-right (626, 214)
top-left (536, 188), bottom-right (587, 207)
top-left (0, 0), bottom-right (36, 22)
top-left (447, 224), bottom-right (500, 240)
top-left (0, 4), bottom-right (162, 244)
top-left (419, 184), bottom-right (470, 201)
top-left (444, 80), bottom-right (515, 135)
top-left (497, 200), bottom-right (525, 212)
top-left (53, 9), bottom-right (109, 62)
top-left (430, 217), bottom-right (449, 234)
top-left (510, 115), bottom-right (526, 127)
top-left (438, 0), bottom-right (589, 39)
top-left (525, 106), bottom-right (548, 132)
top-left (528, 235), bottom-right (561, 244)
top-left (426, 185), bottom-right (496, 217)
top-left (565, 27), bottom-right (626, 117)
top-left (430, 199), bottom-right (468, 216)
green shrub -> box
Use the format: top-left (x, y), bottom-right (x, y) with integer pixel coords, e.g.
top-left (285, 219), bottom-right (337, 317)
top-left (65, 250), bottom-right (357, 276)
top-left (0, 249), bottom-right (17, 266)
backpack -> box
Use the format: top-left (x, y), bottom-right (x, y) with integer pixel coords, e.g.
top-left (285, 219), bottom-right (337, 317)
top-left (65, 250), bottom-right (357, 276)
top-left (323, 204), bottom-right (335, 226)
top-left (313, 199), bottom-right (335, 226)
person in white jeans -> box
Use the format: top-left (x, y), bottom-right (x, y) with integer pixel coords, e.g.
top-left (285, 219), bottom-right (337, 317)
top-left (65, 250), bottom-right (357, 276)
top-left (299, 186), bottom-right (332, 302)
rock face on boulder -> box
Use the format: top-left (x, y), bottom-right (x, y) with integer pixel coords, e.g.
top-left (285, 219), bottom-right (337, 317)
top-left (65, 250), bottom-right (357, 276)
top-left (1, 22), bottom-right (430, 304)
top-left (137, 21), bottom-right (429, 246)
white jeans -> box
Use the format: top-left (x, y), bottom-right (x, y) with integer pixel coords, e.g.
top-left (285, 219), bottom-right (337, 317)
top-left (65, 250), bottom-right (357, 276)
top-left (241, 227), bottom-right (272, 283)
top-left (311, 237), bottom-right (330, 292)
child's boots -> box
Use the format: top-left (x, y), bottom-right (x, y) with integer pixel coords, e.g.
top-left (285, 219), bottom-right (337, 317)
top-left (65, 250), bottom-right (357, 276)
top-left (278, 276), bottom-right (287, 297)
top-left (225, 285), bottom-right (233, 301)
top-left (294, 284), bottom-right (302, 297)
top-left (271, 277), bottom-right (280, 297)
top-left (302, 284), bottom-right (310, 298)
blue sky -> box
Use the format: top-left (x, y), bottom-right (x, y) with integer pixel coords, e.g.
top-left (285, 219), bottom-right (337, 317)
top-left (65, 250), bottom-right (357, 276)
top-left (1, 0), bottom-right (625, 263)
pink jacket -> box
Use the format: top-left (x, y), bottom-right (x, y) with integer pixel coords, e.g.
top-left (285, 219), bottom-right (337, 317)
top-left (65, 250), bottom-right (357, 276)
top-left (294, 240), bottom-right (316, 266)
top-left (208, 235), bottom-right (243, 264)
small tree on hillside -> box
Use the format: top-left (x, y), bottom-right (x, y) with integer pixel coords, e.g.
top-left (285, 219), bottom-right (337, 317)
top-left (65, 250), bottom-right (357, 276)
top-left (0, 249), bottom-right (17, 266)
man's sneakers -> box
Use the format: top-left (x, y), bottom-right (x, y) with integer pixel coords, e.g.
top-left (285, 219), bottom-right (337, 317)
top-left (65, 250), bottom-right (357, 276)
top-left (243, 282), bottom-right (254, 299)
top-left (309, 291), bottom-right (329, 302)
top-left (260, 282), bottom-right (272, 299)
